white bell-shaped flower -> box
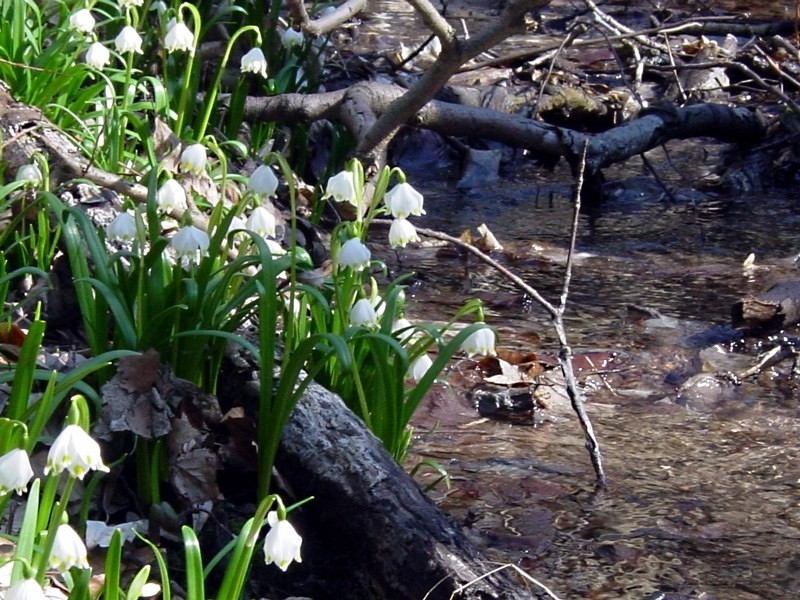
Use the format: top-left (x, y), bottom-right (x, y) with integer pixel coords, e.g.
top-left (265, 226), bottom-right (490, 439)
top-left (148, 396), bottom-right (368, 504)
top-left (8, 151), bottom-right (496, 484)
top-left (180, 144), bottom-right (207, 174)
top-left (170, 225), bottom-right (210, 261)
top-left (5, 579), bottom-right (47, 600)
top-left (281, 28), bottom-right (304, 50)
top-left (385, 182), bottom-right (425, 219)
top-left (349, 298), bottom-right (379, 328)
top-left (241, 48), bottom-right (268, 78)
top-left (245, 206), bottom-right (277, 239)
top-left (16, 163), bottom-right (42, 185)
top-left (247, 165), bottom-right (279, 198)
top-left (50, 524), bottom-right (90, 572)
top-left (45, 424), bottom-right (110, 480)
top-left (0, 448), bottom-right (34, 496)
top-left (165, 21), bottom-right (194, 53)
top-left (119, 0), bottom-right (144, 8)
top-left (263, 512), bottom-right (302, 572)
top-left (338, 237), bottom-right (371, 270)
top-left (460, 326), bottom-right (496, 357)
top-left (85, 42), bottom-right (111, 69)
top-left (156, 179), bottom-right (188, 213)
top-left (106, 212), bottom-right (137, 241)
top-left (115, 25), bottom-right (143, 54)
top-left (408, 353), bottom-right (433, 382)
top-left (322, 170), bottom-right (357, 206)
top-left (69, 9), bottom-right (95, 33)
top-left (388, 217), bottom-right (419, 248)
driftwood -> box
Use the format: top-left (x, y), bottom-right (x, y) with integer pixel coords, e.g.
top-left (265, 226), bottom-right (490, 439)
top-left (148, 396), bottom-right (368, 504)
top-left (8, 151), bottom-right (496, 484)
top-left (240, 83), bottom-right (766, 174)
top-left (274, 380), bottom-right (543, 600)
top-left (732, 280), bottom-right (800, 332)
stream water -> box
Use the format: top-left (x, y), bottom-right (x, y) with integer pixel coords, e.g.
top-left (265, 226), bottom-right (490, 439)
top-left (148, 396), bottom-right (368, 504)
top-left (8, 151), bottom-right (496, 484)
top-left (393, 153), bottom-right (800, 599)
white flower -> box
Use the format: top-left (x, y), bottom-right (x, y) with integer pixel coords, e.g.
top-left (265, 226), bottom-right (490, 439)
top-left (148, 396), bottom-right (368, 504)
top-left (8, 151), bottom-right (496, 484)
top-left (385, 182), bottom-right (425, 219)
top-left (115, 26), bottom-right (144, 54)
top-left (281, 28), bottom-right (304, 50)
top-left (156, 179), bottom-right (188, 213)
top-left (0, 449), bottom-right (34, 495)
top-left (349, 298), bottom-right (379, 328)
top-left (5, 579), bottom-right (47, 600)
top-left (106, 212), bottom-right (137, 241)
top-left (247, 165), bottom-right (279, 198)
top-left (45, 424), bottom-right (109, 480)
top-left (461, 326), bottom-right (496, 357)
top-left (388, 218), bottom-right (419, 248)
top-left (16, 163), bottom-right (42, 185)
top-left (119, 0), bottom-right (144, 8)
top-left (245, 206), bottom-right (277, 238)
top-left (164, 21), bottom-right (194, 53)
top-left (180, 144), bottom-right (207, 174)
top-left (50, 524), bottom-right (90, 572)
top-left (263, 512), bottom-right (302, 572)
top-left (322, 170), bottom-right (357, 206)
top-left (338, 237), bottom-right (371, 270)
top-left (170, 225), bottom-right (210, 263)
top-left (266, 239), bottom-right (286, 256)
top-left (151, 1), bottom-right (167, 16)
top-left (408, 353), bottom-right (433, 381)
top-left (241, 48), bottom-right (268, 78)
top-left (69, 9), bottom-right (95, 34)
top-left (85, 42), bottom-right (111, 69)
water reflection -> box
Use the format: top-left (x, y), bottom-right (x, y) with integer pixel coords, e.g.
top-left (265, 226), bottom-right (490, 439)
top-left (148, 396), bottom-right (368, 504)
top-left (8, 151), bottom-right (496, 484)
top-left (396, 175), bottom-right (800, 599)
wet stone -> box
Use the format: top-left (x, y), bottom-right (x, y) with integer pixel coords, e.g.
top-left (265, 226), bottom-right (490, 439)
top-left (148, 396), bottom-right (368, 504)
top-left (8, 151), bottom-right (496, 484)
top-left (471, 383), bottom-right (546, 425)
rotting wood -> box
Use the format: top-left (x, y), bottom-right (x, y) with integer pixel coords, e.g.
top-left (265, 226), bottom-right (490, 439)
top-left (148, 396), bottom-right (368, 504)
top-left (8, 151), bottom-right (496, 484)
top-left (275, 379), bottom-right (544, 600)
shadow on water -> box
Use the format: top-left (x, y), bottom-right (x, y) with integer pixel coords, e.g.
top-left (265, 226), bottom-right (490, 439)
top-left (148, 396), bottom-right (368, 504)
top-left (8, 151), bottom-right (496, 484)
top-left (393, 165), bottom-right (800, 599)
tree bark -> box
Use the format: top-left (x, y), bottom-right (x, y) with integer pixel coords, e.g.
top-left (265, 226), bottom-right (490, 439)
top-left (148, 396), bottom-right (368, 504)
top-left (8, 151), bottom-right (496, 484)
top-left (275, 380), bottom-right (542, 600)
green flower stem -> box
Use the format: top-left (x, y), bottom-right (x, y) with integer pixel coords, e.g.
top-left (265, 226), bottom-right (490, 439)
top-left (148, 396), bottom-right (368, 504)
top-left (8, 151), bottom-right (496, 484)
top-left (216, 494), bottom-right (278, 599)
top-left (35, 475), bottom-right (76, 584)
top-left (195, 25), bottom-right (262, 141)
top-left (173, 3), bottom-right (202, 136)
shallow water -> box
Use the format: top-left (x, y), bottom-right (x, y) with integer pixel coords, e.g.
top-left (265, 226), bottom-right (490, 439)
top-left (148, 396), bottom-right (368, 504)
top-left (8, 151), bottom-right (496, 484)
top-left (395, 159), bottom-right (800, 599)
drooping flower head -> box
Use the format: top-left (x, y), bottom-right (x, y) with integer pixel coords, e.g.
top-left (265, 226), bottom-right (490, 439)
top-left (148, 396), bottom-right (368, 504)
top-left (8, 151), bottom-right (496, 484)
top-left (119, 0), bottom-right (144, 8)
top-left (322, 170), bottom-right (358, 206)
top-left (388, 217), bottom-right (419, 248)
top-left (106, 212), bottom-right (137, 242)
top-left (263, 511), bottom-right (302, 572)
top-left (164, 20), bottom-right (194, 54)
top-left (245, 206), bottom-right (277, 239)
top-left (241, 48), bottom-right (268, 78)
top-left (69, 9), bottom-right (95, 34)
top-left (408, 353), bottom-right (433, 382)
top-left (385, 182), bottom-right (425, 219)
top-left (0, 448), bottom-right (34, 495)
top-left (337, 237), bottom-right (371, 271)
top-left (349, 298), bottom-right (379, 329)
top-left (156, 179), bottom-right (188, 213)
top-left (5, 579), bottom-right (47, 600)
top-left (49, 524), bottom-right (90, 572)
top-left (85, 42), bottom-right (111, 69)
top-left (16, 163), bottom-right (43, 186)
top-left (45, 424), bottom-right (110, 480)
top-left (281, 28), bottom-right (304, 50)
top-left (460, 326), bottom-right (496, 357)
top-left (180, 144), bottom-right (207, 174)
top-left (115, 26), bottom-right (144, 54)
top-left (170, 225), bottom-right (210, 266)
top-left (247, 165), bottom-right (279, 199)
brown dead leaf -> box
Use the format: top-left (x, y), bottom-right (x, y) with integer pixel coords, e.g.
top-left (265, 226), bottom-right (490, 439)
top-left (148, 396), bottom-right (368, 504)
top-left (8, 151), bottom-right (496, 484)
top-left (117, 349), bottom-right (163, 393)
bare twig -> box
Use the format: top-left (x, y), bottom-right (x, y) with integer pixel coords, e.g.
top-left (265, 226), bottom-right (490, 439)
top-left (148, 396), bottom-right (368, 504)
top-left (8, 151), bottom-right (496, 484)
top-left (444, 563), bottom-right (562, 600)
top-left (373, 148), bottom-right (608, 487)
top-left (285, 0), bottom-right (367, 37)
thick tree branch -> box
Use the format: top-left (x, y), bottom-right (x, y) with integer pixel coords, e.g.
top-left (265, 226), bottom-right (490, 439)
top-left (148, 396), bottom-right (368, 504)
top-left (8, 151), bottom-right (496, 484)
top-left (355, 0), bottom-right (551, 164)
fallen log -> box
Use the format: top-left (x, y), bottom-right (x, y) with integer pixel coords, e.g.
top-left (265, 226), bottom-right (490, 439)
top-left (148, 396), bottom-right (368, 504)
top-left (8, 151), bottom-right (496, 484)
top-left (273, 379), bottom-right (542, 600)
